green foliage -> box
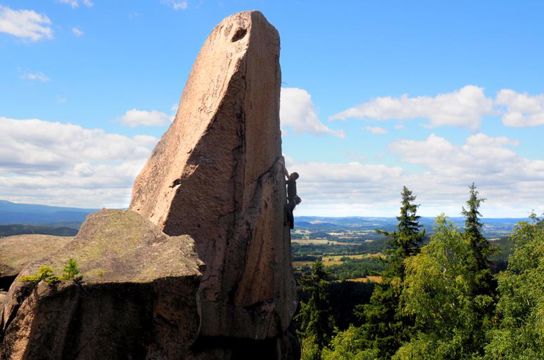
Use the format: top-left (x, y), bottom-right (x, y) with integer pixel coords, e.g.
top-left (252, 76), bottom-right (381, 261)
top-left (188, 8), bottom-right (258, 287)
top-left (462, 183), bottom-right (489, 270)
top-left (344, 186), bottom-right (424, 359)
top-left (381, 186), bottom-right (426, 280)
top-left (20, 265), bottom-right (60, 285)
top-left (62, 258), bottom-right (82, 282)
top-left (396, 215), bottom-right (492, 359)
top-left (326, 258), bottom-right (385, 281)
top-left (301, 335), bottom-right (322, 360)
top-left (396, 186), bottom-right (426, 258)
top-left (296, 260), bottom-right (336, 358)
top-left (484, 218), bottom-right (544, 359)
top-left (20, 259), bottom-right (83, 285)
top-left (322, 326), bottom-right (379, 360)
top-left (355, 281), bottom-right (405, 359)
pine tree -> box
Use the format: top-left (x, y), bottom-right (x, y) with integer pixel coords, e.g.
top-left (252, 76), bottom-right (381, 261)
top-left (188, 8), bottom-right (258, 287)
top-left (461, 183), bottom-right (496, 357)
top-left (296, 260), bottom-right (335, 359)
top-left (462, 183), bottom-right (489, 270)
top-left (383, 186), bottom-right (426, 280)
top-left (354, 186), bottom-right (425, 358)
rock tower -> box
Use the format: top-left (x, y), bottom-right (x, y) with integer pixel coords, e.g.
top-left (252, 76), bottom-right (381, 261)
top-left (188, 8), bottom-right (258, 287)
top-left (1, 11), bottom-right (297, 359)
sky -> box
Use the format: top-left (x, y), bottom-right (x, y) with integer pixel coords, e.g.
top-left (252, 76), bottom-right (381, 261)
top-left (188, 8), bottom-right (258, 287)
top-left (1, 0), bottom-right (543, 218)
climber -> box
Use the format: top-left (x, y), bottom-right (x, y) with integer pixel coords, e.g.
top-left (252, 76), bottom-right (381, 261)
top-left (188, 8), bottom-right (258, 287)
top-left (286, 172), bottom-right (299, 204)
top-left (285, 195), bottom-right (301, 229)
top-left (279, 157), bottom-right (301, 228)
top-left (285, 172), bottom-right (301, 229)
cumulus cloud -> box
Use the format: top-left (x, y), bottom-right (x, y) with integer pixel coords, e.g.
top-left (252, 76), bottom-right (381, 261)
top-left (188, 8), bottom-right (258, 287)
top-left (58, 0), bottom-right (93, 8)
top-left (120, 109), bottom-right (172, 127)
top-left (0, 5), bottom-right (53, 41)
top-left (0, 117), bottom-right (156, 208)
top-left (72, 27), bottom-right (84, 37)
top-left (365, 126), bottom-right (387, 135)
top-left (388, 133), bottom-right (543, 215)
top-left (161, 0), bottom-right (189, 10)
top-left (280, 87), bottom-right (345, 138)
top-left (331, 85), bottom-right (494, 130)
top-left (285, 132), bottom-right (544, 217)
top-left (497, 89), bottom-right (544, 127)
top-left (284, 157), bottom-right (405, 216)
top-left (21, 72), bottom-right (50, 82)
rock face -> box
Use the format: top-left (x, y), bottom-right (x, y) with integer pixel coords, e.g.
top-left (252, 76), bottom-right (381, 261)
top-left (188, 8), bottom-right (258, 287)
top-left (0, 210), bottom-right (202, 359)
top-left (130, 10), bottom-right (297, 348)
top-left (0, 10), bottom-right (298, 360)
top-left (0, 235), bottom-right (72, 291)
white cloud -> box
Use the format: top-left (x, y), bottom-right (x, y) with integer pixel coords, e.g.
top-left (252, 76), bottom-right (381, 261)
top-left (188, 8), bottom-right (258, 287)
top-left (0, 117), bottom-right (157, 208)
top-left (0, 5), bottom-right (53, 41)
top-left (72, 27), bottom-right (84, 37)
top-left (331, 85), bottom-right (494, 130)
top-left (285, 132), bottom-right (544, 217)
top-left (161, 0), bottom-right (189, 10)
top-left (58, 0), bottom-right (93, 8)
top-left (497, 89), bottom-right (544, 127)
top-left (388, 133), bottom-right (543, 215)
top-left (120, 109), bottom-right (173, 127)
top-left (284, 157), bottom-right (405, 216)
top-left (280, 87), bottom-right (345, 138)
top-left (365, 126), bottom-right (387, 135)
top-left (21, 72), bottom-right (50, 82)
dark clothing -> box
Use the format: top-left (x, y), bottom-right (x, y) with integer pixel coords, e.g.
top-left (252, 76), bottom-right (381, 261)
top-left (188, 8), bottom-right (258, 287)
top-left (287, 178), bottom-right (297, 201)
top-left (285, 202), bottom-right (295, 229)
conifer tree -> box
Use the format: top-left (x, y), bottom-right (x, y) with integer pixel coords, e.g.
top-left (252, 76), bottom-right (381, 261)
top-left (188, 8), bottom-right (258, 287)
top-left (296, 260), bottom-right (335, 359)
top-left (461, 183), bottom-right (496, 356)
top-left (354, 186), bottom-right (425, 358)
top-left (462, 183), bottom-right (489, 270)
top-left (389, 186), bottom-right (426, 279)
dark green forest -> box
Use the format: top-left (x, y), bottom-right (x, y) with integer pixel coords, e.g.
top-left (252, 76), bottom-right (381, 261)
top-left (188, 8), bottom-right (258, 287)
top-left (0, 224), bottom-right (78, 237)
top-left (295, 184), bottom-right (544, 359)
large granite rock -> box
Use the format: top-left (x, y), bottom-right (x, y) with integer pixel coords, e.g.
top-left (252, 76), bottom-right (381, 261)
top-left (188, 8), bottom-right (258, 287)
top-left (0, 10), bottom-right (298, 360)
top-left (0, 210), bottom-right (202, 359)
top-left (0, 235), bottom-right (72, 290)
top-left (130, 10), bottom-right (297, 345)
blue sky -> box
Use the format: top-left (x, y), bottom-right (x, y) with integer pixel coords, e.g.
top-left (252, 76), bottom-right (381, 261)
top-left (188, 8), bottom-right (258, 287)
top-left (1, 0), bottom-right (543, 217)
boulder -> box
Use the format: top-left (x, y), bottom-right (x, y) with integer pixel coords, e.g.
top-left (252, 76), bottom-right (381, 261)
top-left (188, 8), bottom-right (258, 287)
top-left (0, 10), bottom-right (298, 359)
top-left (0, 210), bottom-right (202, 359)
top-left (0, 234), bottom-right (72, 290)
top-left (131, 10), bottom-right (297, 344)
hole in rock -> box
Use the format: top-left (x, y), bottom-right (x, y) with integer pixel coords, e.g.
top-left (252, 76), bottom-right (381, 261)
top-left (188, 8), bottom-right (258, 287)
top-left (231, 28), bottom-right (247, 42)
top-left (0, 275), bottom-right (17, 291)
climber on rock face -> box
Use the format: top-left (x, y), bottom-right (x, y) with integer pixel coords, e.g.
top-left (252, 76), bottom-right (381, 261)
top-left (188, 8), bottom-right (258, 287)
top-left (279, 157), bottom-right (301, 228)
top-left (286, 195), bottom-right (301, 229)
top-left (286, 172), bottom-right (299, 204)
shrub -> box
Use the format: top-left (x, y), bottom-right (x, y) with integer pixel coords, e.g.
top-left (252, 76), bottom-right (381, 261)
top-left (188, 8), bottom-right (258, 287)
top-left (21, 259), bottom-right (83, 285)
top-left (20, 265), bottom-right (60, 285)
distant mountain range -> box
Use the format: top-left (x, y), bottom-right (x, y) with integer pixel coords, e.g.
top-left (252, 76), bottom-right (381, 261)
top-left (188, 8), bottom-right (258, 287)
top-left (0, 200), bottom-right (96, 229)
top-left (0, 200), bottom-right (529, 237)
top-left (296, 216), bottom-right (528, 238)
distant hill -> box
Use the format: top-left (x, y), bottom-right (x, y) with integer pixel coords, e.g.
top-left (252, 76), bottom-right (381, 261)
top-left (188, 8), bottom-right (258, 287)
top-left (0, 224), bottom-right (78, 237)
top-left (0, 200), bottom-right (96, 228)
top-left (296, 216), bottom-right (527, 238)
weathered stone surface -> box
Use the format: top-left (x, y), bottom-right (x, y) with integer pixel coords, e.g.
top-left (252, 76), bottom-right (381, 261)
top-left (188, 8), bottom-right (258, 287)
top-left (0, 234), bottom-right (72, 291)
top-left (130, 10), bottom-right (296, 343)
top-left (0, 210), bottom-right (202, 359)
top-left (0, 10), bottom-right (298, 359)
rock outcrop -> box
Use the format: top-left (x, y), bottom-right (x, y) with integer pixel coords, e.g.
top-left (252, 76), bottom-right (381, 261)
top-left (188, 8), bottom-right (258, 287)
top-left (0, 235), bottom-right (72, 291)
top-left (0, 10), bottom-right (297, 360)
top-left (130, 10), bottom-right (296, 350)
top-left (1, 210), bottom-right (202, 359)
